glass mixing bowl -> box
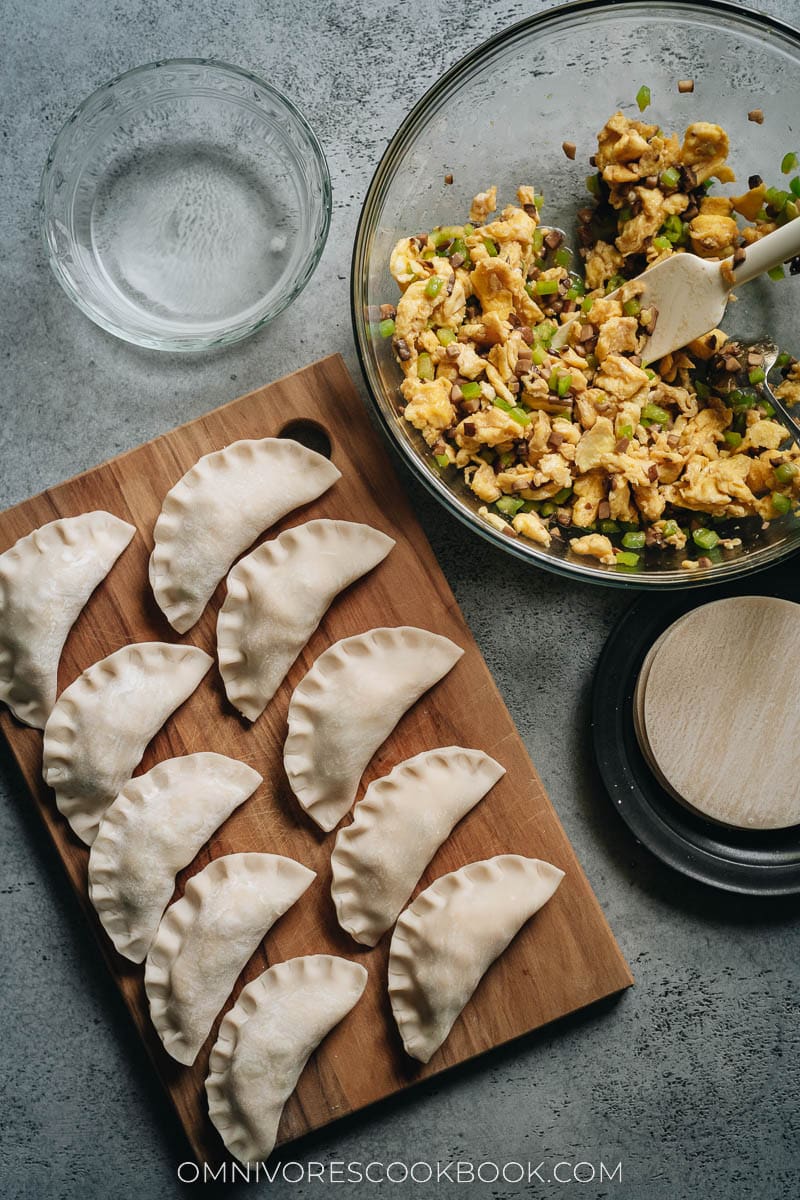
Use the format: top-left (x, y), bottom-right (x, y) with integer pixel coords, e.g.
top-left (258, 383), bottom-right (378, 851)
top-left (352, 0), bottom-right (800, 587)
top-left (40, 60), bottom-right (331, 351)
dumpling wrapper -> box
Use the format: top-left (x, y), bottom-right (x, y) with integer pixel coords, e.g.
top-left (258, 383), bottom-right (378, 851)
top-left (206, 955), bottom-right (367, 1165)
top-left (389, 855), bottom-right (564, 1063)
top-left (332, 747), bottom-right (505, 946)
top-left (150, 438), bottom-right (341, 634)
top-left (0, 512), bottom-right (135, 728)
top-left (218, 519), bottom-right (395, 721)
top-left (145, 852), bottom-right (315, 1065)
top-left (88, 754), bottom-right (262, 963)
top-left (284, 627), bottom-right (464, 832)
top-left (43, 642), bottom-right (212, 845)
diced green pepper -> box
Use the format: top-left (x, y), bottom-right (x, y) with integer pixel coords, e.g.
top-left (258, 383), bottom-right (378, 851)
top-left (534, 193), bottom-right (544, 211)
top-left (430, 227), bottom-right (459, 248)
top-left (460, 381), bottom-right (481, 401)
top-left (425, 276), bottom-right (444, 298)
top-left (653, 235), bottom-right (672, 250)
top-left (777, 351), bottom-right (793, 367)
top-left (692, 527), bottom-right (720, 550)
top-left (791, 177), bottom-right (800, 199)
top-left (581, 295), bottom-right (595, 315)
top-left (530, 345), bottom-right (547, 366)
top-left (493, 396), bottom-right (513, 413)
top-left (622, 531), bottom-right (646, 549)
top-left (556, 373), bottom-right (573, 398)
top-left (434, 453), bottom-right (450, 469)
top-left (662, 214), bottom-right (685, 244)
top-left (748, 366), bottom-right (766, 384)
top-left (622, 299), bottom-right (641, 317)
top-left (463, 223), bottom-right (475, 235)
top-left (768, 265), bottom-right (785, 281)
top-left (616, 550), bottom-right (640, 567)
top-left (532, 227), bottom-right (544, 252)
top-left (540, 501), bottom-right (557, 517)
top-left (552, 487), bottom-right (573, 504)
top-left (509, 406), bottom-right (531, 426)
top-left (605, 273), bottom-right (626, 293)
top-left (536, 278), bottom-right (559, 295)
top-left (436, 326), bottom-right (457, 346)
top-left (378, 318), bottom-right (395, 338)
top-left (775, 462), bottom-right (798, 484)
top-left (661, 520), bottom-right (679, 538)
top-left (782, 152), bottom-right (799, 175)
top-left (765, 186), bottom-right (788, 211)
top-left (772, 492), bottom-right (792, 514)
top-left (660, 166), bottom-right (680, 189)
top-left (600, 519), bottom-right (620, 534)
top-left (636, 84), bottom-right (651, 112)
top-left (641, 403), bottom-right (670, 425)
top-left (723, 431), bottom-right (743, 448)
top-left (554, 247), bottom-right (572, 268)
top-left (417, 352), bottom-right (435, 380)
top-left (586, 173), bottom-right (601, 197)
top-left (619, 423), bottom-right (634, 439)
top-left (483, 238), bottom-right (499, 257)
top-left (499, 450), bottom-right (515, 468)
top-left (496, 496), bottom-right (525, 516)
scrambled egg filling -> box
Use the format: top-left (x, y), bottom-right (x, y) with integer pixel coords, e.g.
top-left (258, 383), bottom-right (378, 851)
top-left (385, 111), bottom-right (800, 566)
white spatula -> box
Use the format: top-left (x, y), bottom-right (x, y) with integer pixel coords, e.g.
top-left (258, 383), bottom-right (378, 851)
top-left (551, 218), bottom-right (800, 364)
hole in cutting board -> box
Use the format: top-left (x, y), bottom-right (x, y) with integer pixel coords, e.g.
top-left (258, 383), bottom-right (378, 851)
top-left (278, 419), bottom-right (332, 459)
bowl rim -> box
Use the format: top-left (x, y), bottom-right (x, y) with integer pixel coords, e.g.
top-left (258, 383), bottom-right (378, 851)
top-left (351, 0), bottom-right (800, 589)
top-left (39, 57), bottom-right (332, 352)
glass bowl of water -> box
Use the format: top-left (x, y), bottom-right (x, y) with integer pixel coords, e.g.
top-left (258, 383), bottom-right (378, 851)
top-left (40, 59), bottom-right (331, 351)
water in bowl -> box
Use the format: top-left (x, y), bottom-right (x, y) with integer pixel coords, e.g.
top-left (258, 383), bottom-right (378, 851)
top-left (82, 123), bottom-right (302, 337)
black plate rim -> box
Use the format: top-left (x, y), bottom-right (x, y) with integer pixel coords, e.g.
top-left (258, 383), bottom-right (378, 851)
top-left (592, 571), bottom-right (800, 896)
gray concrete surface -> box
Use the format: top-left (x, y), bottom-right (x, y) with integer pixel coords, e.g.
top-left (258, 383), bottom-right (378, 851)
top-left (1, 1), bottom-right (799, 1197)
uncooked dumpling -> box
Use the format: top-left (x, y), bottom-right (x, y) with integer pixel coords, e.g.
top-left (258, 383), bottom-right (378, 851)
top-left (218, 519), bottom-right (394, 721)
top-left (331, 747), bottom-right (505, 946)
top-left (206, 955), bottom-right (367, 1164)
top-left (88, 754), bottom-right (262, 963)
top-left (0, 512), bottom-right (135, 728)
top-left (284, 627), bottom-right (464, 831)
top-left (150, 438), bottom-right (341, 634)
top-left (145, 853), bottom-right (315, 1065)
top-left (389, 855), bottom-right (564, 1063)
top-left (42, 642), bottom-right (212, 845)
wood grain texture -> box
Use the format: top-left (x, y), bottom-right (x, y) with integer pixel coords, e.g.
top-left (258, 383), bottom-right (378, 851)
top-left (0, 354), bottom-right (632, 1163)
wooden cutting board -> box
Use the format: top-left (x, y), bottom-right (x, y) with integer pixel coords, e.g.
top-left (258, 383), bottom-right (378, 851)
top-left (0, 354), bottom-right (632, 1163)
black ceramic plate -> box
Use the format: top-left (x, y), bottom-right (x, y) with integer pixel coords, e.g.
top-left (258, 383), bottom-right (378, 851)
top-left (592, 563), bottom-right (800, 895)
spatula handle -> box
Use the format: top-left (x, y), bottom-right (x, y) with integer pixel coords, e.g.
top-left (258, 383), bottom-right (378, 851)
top-left (732, 218), bottom-right (800, 286)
